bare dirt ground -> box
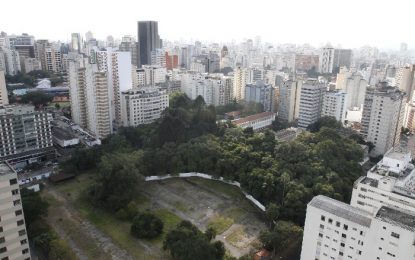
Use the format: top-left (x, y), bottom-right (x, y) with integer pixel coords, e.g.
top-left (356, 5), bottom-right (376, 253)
top-left (141, 177), bottom-right (267, 258)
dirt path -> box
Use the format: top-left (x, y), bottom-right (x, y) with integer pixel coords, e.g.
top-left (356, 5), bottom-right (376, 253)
top-left (44, 184), bottom-right (135, 260)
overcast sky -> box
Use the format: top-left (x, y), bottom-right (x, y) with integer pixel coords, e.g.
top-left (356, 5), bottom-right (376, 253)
top-left (1, 0), bottom-right (413, 49)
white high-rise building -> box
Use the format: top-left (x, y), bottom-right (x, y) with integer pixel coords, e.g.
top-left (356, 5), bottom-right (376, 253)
top-left (69, 59), bottom-right (112, 138)
top-left (0, 48), bottom-right (21, 75)
top-left (120, 88), bottom-right (168, 126)
top-left (278, 79), bottom-right (302, 122)
top-left (343, 73), bottom-right (368, 110)
top-left (319, 47), bottom-right (335, 73)
top-left (361, 83), bottom-right (405, 155)
top-left (298, 79), bottom-right (326, 129)
top-left (151, 49), bottom-right (166, 68)
top-left (141, 65), bottom-right (167, 86)
top-left (301, 195), bottom-right (415, 260)
top-left (233, 66), bottom-right (248, 101)
top-left (351, 150), bottom-right (415, 215)
top-left (95, 48), bottom-right (132, 128)
top-left (321, 91), bottom-right (346, 122)
top-left (23, 58), bottom-right (41, 73)
top-left (0, 71), bottom-right (8, 106)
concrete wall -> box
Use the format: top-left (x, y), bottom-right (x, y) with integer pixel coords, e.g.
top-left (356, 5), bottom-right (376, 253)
top-left (145, 172), bottom-right (266, 211)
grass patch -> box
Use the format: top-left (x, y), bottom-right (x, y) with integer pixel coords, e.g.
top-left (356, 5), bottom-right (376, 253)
top-left (172, 200), bottom-right (188, 213)
top-left (208, 215), bottom-right (234, 234)
top-left (77, 201), bottom-right (155, 259)
top-left (223, 207), bottom-right (246, 222)
top-left (59, 219), bottom-right (110, 259)
top-left (150, 209), bottom-right (182, 244)
top-left (226, 226), bottom-right (246, 248)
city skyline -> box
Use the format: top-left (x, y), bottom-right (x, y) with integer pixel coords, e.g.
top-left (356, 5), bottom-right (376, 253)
top-left (1, 0), bottom-right (414, 49)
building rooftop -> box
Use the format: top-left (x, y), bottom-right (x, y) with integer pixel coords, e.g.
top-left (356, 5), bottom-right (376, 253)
top-left (376, 206), bottom-right (415, 231)
top-left (232, 112), bottom-right (275, 125)
top-left (309, 195), bottom-right (372, 227)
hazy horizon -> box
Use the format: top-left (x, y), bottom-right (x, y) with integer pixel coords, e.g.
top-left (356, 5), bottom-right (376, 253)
top-left (2, 0), bottom-right (414, 50)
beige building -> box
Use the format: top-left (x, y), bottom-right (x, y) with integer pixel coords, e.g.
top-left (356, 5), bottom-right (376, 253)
top-left (278, 79), bottom-right (302, 122)
top-left (361, 83), bottom-right (405, 155)
top-left (0, 71), bottom-right (8, 106)
top-left (0, 162), bottom-right (31, 260)
top-left (233, 66), bottom-right (247, 101)
top-left (69, 59), bottom-right (112, 139)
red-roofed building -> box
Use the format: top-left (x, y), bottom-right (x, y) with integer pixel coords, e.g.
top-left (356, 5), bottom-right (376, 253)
top-left (232, 112), bottom-right (275, 131)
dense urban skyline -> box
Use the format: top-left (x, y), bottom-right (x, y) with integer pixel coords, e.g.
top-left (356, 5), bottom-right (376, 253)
top-left (1, 0), bottom-right (414, 49)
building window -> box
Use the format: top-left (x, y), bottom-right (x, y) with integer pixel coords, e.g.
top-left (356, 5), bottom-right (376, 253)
top-left (18, 230), bottom-right (26, 236)
top-left (20, 239), bottom-right (27, 245)
top-left (22, 248), bottom-right (29, 254)
top-left (11, 189), bottom-right (19, 195)
top-left (17, 220), bottom-right (24, 226)
top-left (15, 210), bottom-right (22, 216)
top-left (9, 179), bottom-right (17, 185)
top-left (0, 247), bottom-right (6, 253)
top-left (391, 232), bottom-right (400, 239)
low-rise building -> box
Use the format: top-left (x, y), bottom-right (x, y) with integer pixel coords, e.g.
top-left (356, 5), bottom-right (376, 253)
top-left (0, 105), bottom-right (54, 168)
top-left (121, 88), bottom-right (169, 127)
top-left (232, 112), bottom-right (275, 131)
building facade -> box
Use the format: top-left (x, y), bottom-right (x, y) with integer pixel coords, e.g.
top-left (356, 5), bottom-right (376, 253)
top-left (361, 83), bottom-right (405, 155)
top-left (298, 79), bottom-right (326, 129)
top-left (120, 88), bottom-right (168, 126)
top-left (321, 91), bottom-right (346, 123)
top-left (0, 162), bottom-right (31, 260)
top-left (245, 81), bottom-right (275, 112)
top-left (278, 79), bottom-right (302, 122)
top-left (0, 71), bottom-right (8, 106)
top-left (137, 21), bottom-right (161, 66)
top-left (0, 105), bottom-right (53, 166)
top-left (68, 59), bottom-right (112, 138)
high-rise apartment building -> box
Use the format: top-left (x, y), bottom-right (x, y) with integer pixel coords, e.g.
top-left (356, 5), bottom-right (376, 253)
top-left (278, 79), bottom-right (302, 122)
top-left (361, 83), bottom-right (405, 155)
top-left (343, 73), bottom-right (368, 109)
top-left (140, 65), bottom-right (167, 86)
top-left (298, 79), bottom-right (326, 129)
top-left (233, 66), bottom-right (248, 101)
top-left (120, 88), bottom-right (168, 126)
top-left (119, 35), bottom-right (139, 67)
top-left (245, 81), bottom-right (275, 112)
top-left (68, 59), bottom-right (112, 138)
top-left (0, 105), bottom-right (53, 166)
top-left (319, 48), bottom-right (352, 74)
top-left (0, 71), bottom-right (8, 106)
top-left (95, 48), bottom-right (132, 128)
top-left (319, 47), bottom-right (335, 74)
top-left (0, 48), bottom-right (21, 75)
top-left (395, 65), bottom-right (415, 102)
top-left (137, 21), bottom-right (161, 66)
top-left (70, 33), bottom-right (82, 53)
top-left (0, 162), bottom-right (31, 260)
top-left (300, 195), bottom-right (415, 260)
top-left (165, 52), bottom-right (179, 70)
top-left (321, 91), bottom-right (346, 122)
top-left (35, 40), bottom-right (62, 72)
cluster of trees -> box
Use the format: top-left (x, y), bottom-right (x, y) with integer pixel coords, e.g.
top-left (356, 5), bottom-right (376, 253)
top-left (21, 91), bottom-right (53, 108)
top-left (163, 221), bottom-right (225, 260)
top-left (216, 100), bottom-right (264, 118)
top-left (5, 70), bottom-right (64, 87)
top-left (131, 212), bottom-right (163, 239)
top-left (21, 189), bottom-right (76, 260)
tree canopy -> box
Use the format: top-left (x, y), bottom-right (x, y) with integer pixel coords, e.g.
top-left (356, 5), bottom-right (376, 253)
top-left (21, 91), bottom-right (53, 108)
top-left (130, 212), bottom-right (164, 239)
top-left (163, 220), bottom-right (225, 260)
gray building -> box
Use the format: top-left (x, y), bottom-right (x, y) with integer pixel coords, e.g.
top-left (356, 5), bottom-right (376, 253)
top-left (137, 21), bottom-right (161, 66)
top-left (0, 105), bottom-right (54, 167)
top-left (297, 79), bottom-right (326, 129)
top-left (245, 81), bottom-right (275, 112)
